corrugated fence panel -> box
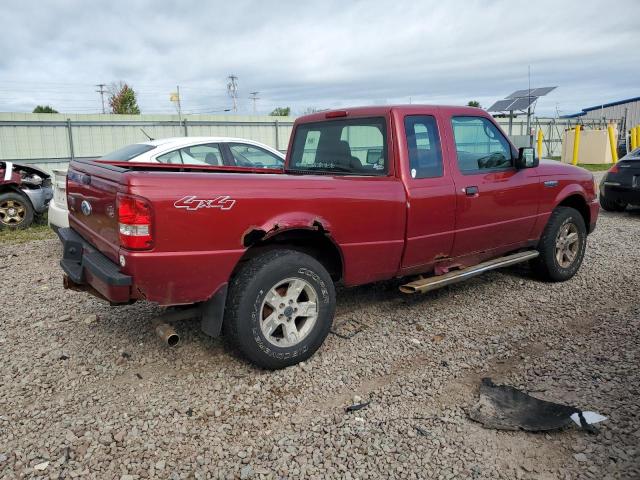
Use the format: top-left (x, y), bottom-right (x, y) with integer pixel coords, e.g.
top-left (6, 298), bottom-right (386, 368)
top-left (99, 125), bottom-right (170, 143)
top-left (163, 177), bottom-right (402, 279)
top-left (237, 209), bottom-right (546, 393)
top-left (0, 112), bottom-right (593, 173)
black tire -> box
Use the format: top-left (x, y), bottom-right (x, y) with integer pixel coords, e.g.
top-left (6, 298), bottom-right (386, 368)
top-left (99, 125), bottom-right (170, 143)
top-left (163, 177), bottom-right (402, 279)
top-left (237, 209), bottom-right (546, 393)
top-left (224, 249), bottom-right (336, 369)
top-left (599, 194), bottom-right (627, 212)
top-left (0, 191), bottom-right (34, 229)
top-left (531, 206), bottom-right (587, 282)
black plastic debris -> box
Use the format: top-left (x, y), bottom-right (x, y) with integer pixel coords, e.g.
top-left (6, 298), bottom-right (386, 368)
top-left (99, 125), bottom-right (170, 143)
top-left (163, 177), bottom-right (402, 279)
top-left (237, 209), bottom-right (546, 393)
top-left (345, 401), bottom-right (370, 413)
top-left (469, 378), bottom-right (606, 432)
top-left (135, 373), bottom-right (143, 380)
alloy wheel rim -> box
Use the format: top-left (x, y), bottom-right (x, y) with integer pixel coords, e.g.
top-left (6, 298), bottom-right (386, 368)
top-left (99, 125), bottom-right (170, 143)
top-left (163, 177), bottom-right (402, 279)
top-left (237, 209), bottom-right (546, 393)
top-left (0, 199), bottom-right (26, 226)
top-left (555, 222), bottom-right (579, 268)
top-left (259, 277), bottom-right (319, 348)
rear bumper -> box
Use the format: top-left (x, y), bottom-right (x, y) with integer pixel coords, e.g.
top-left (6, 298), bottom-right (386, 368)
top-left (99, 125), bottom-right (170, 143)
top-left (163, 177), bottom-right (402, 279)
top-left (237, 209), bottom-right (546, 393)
top-left (600, 184), bottom-right (640, 205)
top-left (57, 227), bottom-right (132, 304)
top-left (48, 200), bottom-right (69, 229)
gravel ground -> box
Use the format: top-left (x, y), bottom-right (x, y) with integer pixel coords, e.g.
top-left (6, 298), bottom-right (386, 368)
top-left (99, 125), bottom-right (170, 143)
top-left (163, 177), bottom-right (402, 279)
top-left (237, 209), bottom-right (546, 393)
top-left (1, 183), bottom-right (639, 479)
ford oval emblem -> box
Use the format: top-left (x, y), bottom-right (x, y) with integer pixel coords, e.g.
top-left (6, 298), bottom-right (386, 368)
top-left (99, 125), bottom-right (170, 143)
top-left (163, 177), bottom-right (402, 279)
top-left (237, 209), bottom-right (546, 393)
top-left (81, 200), bottom-right (92, 216)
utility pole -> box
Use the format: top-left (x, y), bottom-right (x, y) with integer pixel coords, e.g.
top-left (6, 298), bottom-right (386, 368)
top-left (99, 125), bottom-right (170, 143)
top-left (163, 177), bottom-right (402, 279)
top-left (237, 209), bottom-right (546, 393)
top-left (95, 83), bottom-right (107, 114)
top-left (527, 65), bottom-right (533, 147)
top-left (249, 91), bottom-right (260, 114)
top-left (176, 85), bottom-right (182, 122)
top-left (227, 75), bottom-right (238, 112)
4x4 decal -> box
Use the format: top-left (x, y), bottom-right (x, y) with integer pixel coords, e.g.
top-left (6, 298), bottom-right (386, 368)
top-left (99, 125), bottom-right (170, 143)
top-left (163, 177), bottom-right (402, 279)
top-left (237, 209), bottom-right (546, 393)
top-left (174, 195), bottom-right (236, 211)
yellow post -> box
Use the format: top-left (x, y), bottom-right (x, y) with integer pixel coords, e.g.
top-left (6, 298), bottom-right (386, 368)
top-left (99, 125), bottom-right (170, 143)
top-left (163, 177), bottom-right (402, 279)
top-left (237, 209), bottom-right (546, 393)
top-left (632, 127), bottom-right (638, 151)
top-left (536, 129), bottom-right (544, 159)
top-left (571, 125), bottom-right (581, 166)
top-left (607, 124), bottom-right (618, 163)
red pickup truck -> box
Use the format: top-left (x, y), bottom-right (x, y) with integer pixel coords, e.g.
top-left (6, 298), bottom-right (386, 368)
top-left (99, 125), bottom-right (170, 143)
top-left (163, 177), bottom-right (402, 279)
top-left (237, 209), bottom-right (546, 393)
top-left (58, 105), bottom-right (599, 368)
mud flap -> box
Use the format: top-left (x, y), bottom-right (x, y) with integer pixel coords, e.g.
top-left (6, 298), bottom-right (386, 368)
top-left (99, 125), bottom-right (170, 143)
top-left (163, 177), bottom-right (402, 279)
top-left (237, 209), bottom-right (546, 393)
top-left (200, 284), bottom-right (228, 337)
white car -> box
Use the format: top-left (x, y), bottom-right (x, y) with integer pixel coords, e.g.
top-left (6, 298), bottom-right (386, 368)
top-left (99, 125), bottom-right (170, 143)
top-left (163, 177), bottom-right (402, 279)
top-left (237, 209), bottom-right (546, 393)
top-left (48, 137), bottom-right (285, 229)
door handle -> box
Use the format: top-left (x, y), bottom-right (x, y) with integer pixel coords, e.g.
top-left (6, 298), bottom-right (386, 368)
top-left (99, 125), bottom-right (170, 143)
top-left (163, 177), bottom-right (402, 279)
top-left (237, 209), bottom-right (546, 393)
top-left (464, 186), bottom-right (479, 196)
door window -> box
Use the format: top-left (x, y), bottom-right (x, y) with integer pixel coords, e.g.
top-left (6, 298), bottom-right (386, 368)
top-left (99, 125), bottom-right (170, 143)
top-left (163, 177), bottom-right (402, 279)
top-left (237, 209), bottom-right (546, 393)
top-left (156, 144), bottom-right (223, 165)
top-left (156, 149), bottom-right (183, 164)
top-left (451, 116), bottom-right (512, 172)
top-left (404, 115), bottom-right (443, 178)
top-left (228, 143), bottom-right (284, 168)
top-left (181, 144), bottom-right (223, 165)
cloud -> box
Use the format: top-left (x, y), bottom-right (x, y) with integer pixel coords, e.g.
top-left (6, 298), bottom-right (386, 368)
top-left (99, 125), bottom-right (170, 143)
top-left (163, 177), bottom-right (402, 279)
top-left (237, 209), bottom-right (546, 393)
top-left (0, 0), bottom-right (638, 116)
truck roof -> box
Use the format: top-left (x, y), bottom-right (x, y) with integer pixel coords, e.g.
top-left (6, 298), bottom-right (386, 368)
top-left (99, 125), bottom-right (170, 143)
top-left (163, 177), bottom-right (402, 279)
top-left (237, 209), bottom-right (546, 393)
top-left (296, 104), bottom-right (486, 123)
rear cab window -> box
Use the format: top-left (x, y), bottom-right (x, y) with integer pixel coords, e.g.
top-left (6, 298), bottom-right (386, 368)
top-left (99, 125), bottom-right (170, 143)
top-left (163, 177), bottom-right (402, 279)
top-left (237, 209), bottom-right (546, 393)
top-left (289, 117), bottom-right (387, 175)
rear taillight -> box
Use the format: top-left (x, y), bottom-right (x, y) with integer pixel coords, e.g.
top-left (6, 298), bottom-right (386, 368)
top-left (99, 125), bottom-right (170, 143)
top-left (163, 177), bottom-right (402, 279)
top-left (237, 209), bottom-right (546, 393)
top-left (117, 193), bottom-right (153, 250)
top-left (608, 163), bottom-right (619, 174)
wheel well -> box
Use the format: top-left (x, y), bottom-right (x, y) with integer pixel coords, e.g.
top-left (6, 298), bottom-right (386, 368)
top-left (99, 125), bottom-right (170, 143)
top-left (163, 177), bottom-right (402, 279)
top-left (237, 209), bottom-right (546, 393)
top-left (237, 228), bottom-right (344, 281)
top-left (558, 194), bottom-right (590, 231)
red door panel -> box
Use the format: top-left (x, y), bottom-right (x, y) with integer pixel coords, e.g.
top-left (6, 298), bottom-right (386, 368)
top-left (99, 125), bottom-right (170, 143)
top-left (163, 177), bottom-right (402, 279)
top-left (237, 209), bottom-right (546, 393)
top-left (441, 111), bottom-right (539, 257)
top-left (394, 110), bottom-right (456, 273)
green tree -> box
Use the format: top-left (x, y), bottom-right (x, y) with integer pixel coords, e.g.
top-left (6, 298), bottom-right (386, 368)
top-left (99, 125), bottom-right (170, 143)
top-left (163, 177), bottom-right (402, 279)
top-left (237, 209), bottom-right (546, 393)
top-left (109, 82), bottom-right (141, 114)
top-left (270, 106), bottom-right (290, 116)
top-left (467, 100), bottom-right (481, 108)
top-left (32, 105), bottom-right (58, 113)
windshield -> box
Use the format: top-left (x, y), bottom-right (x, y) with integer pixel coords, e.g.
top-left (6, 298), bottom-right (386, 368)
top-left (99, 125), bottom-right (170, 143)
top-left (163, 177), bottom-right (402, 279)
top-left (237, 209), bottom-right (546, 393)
top-left (289, 117), bottom-right (387, 175)
top-left (621, 147), bottom-right (640, 160)
top-left (99, 143), bottom-right (156, 161)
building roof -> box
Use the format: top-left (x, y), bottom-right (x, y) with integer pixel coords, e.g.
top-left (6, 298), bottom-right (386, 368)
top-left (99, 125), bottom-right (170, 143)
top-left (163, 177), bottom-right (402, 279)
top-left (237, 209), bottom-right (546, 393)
top-left (562, 96), bottom-right (640, 118)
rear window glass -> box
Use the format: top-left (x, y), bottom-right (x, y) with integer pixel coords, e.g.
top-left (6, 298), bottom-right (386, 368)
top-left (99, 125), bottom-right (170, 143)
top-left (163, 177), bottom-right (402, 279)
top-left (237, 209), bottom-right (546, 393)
top-left (99, 144), bottom-right (156, 161)
top-left (289, 117), bottom-right (387, 175)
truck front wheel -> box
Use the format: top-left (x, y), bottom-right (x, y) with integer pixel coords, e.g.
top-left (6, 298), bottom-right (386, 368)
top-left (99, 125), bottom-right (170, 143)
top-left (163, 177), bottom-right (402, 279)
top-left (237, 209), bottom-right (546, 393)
top-left (531, 206), bottom-right (587, 282)
top-left (225, 249), bottom-right (336, 369)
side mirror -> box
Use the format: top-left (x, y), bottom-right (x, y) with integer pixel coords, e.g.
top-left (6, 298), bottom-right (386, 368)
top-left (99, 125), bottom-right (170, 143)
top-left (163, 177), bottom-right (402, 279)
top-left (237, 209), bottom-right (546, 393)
top-left (515, 147), bottom-right (538, 169)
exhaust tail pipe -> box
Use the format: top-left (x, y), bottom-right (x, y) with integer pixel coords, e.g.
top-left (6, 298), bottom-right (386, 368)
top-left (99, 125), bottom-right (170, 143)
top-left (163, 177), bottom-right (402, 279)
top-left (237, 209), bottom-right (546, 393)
top-left (154, 322), bottom-right (180, 347)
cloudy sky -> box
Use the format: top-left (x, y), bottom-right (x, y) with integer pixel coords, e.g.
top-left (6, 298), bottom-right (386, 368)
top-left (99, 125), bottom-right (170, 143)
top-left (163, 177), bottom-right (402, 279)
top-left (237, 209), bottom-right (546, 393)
top-left (1, 0), bottom-right (638, 117)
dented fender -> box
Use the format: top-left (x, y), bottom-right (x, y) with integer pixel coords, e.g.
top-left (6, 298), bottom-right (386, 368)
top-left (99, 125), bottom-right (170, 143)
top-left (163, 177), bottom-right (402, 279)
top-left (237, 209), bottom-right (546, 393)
top-left (242, 211), bottom-right (333, 246)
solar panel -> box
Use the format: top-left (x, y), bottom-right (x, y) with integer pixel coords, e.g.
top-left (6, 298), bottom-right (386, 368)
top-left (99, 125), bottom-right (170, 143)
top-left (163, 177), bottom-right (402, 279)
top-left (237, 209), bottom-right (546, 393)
top-left (531, 86), bottom-right (556, 97)
top-left (487, 99), bottom-right (517, 112)
top-left (509, 96), bottom-right (538, 111)
top-left (506, 87), bottom-right (556, 99)
top-left (506, 89), bottom-right (531, 99)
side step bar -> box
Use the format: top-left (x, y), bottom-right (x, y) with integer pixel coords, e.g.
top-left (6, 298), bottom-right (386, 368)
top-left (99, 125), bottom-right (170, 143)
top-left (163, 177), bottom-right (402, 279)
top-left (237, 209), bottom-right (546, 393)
top-left (399, 250), bottom-right (540, 294)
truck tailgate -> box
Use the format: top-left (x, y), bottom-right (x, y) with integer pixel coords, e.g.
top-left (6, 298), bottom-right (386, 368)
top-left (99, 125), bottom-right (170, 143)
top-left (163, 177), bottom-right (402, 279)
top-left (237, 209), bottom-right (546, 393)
top-left (66, 161), bottom-right (126, 263)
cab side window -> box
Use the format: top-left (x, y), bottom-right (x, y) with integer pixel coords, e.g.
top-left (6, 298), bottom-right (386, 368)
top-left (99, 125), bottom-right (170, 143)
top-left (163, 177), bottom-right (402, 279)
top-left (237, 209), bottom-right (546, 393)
top-left (451, 116), bottom-right (512, 172)
top-left (404, 115), bottom-right (443, 178)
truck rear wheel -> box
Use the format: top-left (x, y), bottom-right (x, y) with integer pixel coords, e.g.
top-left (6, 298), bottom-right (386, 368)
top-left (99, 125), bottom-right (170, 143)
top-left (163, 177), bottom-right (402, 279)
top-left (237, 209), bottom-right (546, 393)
top-left (0, 192), bottom-right (34, 229)
top-left (531, 206), bottom-right (587, 282)
top-left (225, 249), bottom-right (336, 369)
